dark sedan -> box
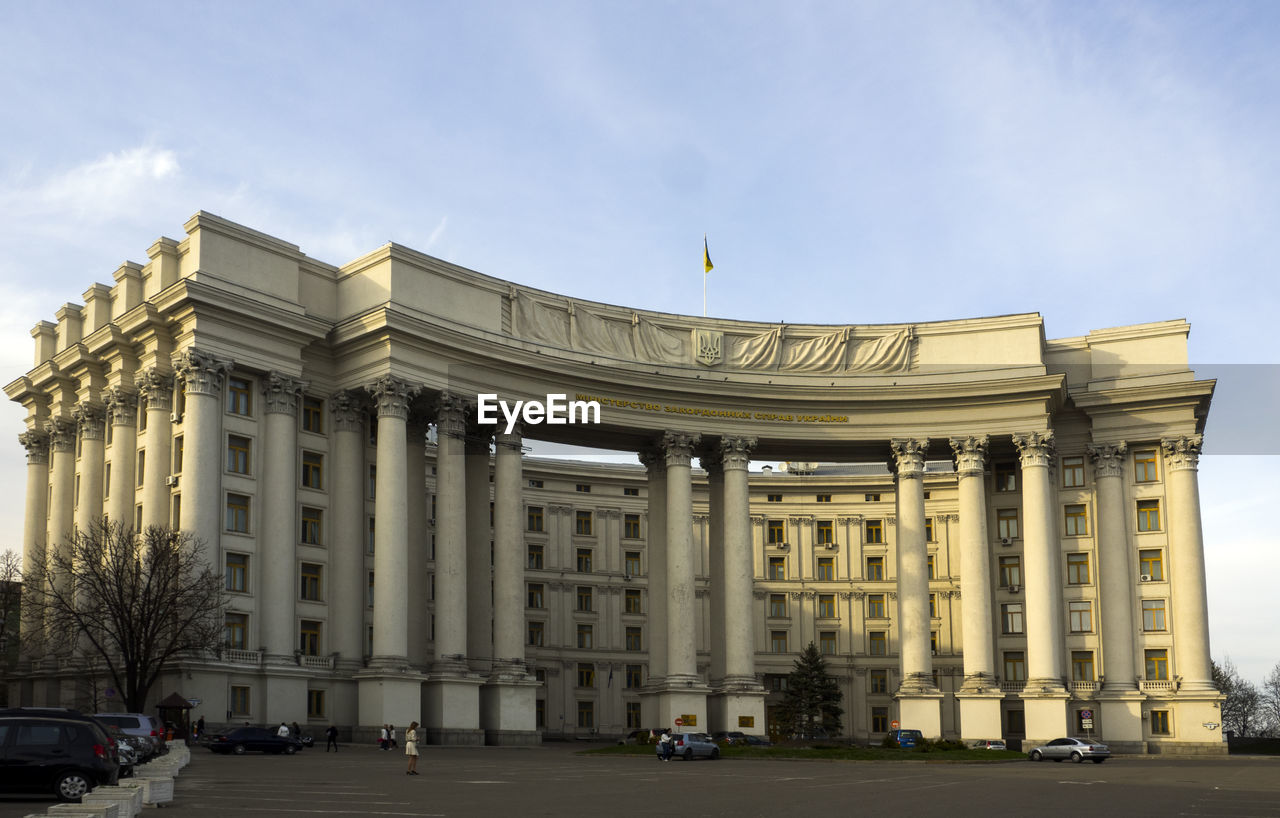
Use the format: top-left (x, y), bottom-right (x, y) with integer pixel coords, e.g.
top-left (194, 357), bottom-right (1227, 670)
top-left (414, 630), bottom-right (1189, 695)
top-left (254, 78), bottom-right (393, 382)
top-left (207, 727), bottom-right (304, 755)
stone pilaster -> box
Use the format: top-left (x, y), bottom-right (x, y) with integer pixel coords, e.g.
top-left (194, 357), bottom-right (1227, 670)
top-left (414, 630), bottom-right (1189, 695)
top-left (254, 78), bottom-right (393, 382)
top-left (1162, 436), bottom-right (1214, 691)
top-left (72, 402), bottom-right (106, 535)
top-left (103, 387), bottom-right (138, 526)
top-left (19, 430), bottom-right (49, 648)
top-left (328, 391), bottom-right (366, 668)
top-left (465, 424), bottom-right (493, 671)
top-left (136, 368), bottom-right (175, 530)
top-left (260, 373), bottom-right (306, 663)
top-left (638, 442), bottom-right (669, 731)
top-left (366, 376), bottom-right (417, 665)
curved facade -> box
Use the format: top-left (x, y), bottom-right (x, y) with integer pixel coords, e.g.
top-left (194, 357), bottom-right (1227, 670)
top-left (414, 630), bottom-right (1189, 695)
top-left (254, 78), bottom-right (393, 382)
top-left (6, 212), bottom-right (1221, 751)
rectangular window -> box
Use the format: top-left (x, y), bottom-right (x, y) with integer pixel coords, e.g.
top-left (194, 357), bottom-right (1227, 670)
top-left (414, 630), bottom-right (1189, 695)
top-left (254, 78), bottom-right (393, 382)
top-left (575, 483), bottom-right (591, 493)
top-left (224, 612), bottom-right (247, 649)
top-left (299, 620), bottom-right (321, 655)
top-left (816, 520), bottom-right (833, 545)
top-left (230, 685), bottom-right (251, 716)
top-left (819, 631), bottom-right (837, 654)
top-left (1062, 455), bottom-right (1085, 488)
top-left (925, 517), bottom-right (935, 542)
top-left (816, 494), bottom-right (832, 503)
top-left (300, 563), bottom-right (323, 601)
top-left (994, 463), bottom-right (1018, 491)
top-left (768, 556), bottom-right (786, 580)
top-left (227, 377), bottom-right (252, 415)
top-left (1004, 651), bottom-right (1026, 682)
top-left (136, 450), bottom-right (145, 485)
top-left (226, 493), bottom-right (250, 533)
top-left (868, 631), bottom-right (887, 656)
top-left (1142, 599), bottom-right (1167, 631)
top-left (623, 487), bottom-right (639, 496)
top-left (625, 664), bottom-right (643, 689)
top-left (625, 589), bottom-right (642, 614)
top-left (869, 669), bottom-right (887, 693)
top-left (366, 517), bottom-right (376, 554)
top-left (865, 519), bottom-right (883, 544)
top-left (929, 593), bottom-right (938, 619)
top-left (173, 435), bottom-right (184, 473)
top-left (301, 397), bottom-right (324, 433)
top-left (225, 553), bottom-right (249, 593)
top-left (577, 586), bottom-right (593, 612)
top-left (1137, 499), bottom-right (1161, 532)
top-left (1071, 651), bottom-right (1095, 682)
top-left (368, 465), bottom-right (376, 499)
top-left (624, 513), bottom-right (641, 539)
top-left (999, 556), bottom-right (1022, 587)
top-left (577, 663), bottom-right (595, 688)
top-left (301, 452), bottom-right (324, 490)
top-left (866, 556), bottom-right (884, 581)
top-left (867, 594), bottom-right (886, 619)
top-left (816, 557), bottom-right (834, 581)
top-left (626, 702), bottom-right (642, 729)
top-left (1145, 649), bottom-right (1169, 680)
top-left (871, 707), bottom-right (888, 733)
top-left (528, 544), bottom-right (544, 570)
top-left (301, 507), bottom-right (323, 545)
top-left (767, 493), bottom-right (782, 502)
top-left (626, 626), bottom-right (642, 651)
top-left (864, 493), bottom-right (881, 502)
top-left (226, 435), bottom-right (251, 474)
top-left (770, 630), bottom-right (788, 653)
top-left (575, 510), bottom-right (593, 536)
top-left (1140, 549), bottom-right (1165, 581)
top-left (1066, 552), bottom-right (1090, 585)
top-left (818, 594), bottom-right (835, 619)
top-left (927, 554), bottom-right (936, 580)
top-left (527, 620), bottom-right (544, 647)
top-left (769, 593), bottom-right (787, 618)
top-left (1151, 710), bottom-right (1171, 735)
top-left (767, 519), bottom-right (785, 544)
top-left (527, 506), bottom-right (544, 532)
top-left (527, 583), bottom-right (545, 609)
top-left (1134, 449), bottom-right (1159, 483)
top-left (307, 689), bottom-right (325, 718)
top-left (997, 508), bottom-right (1019, 540)
top-left (1064, 504), bottom-right (1088, 536)
top-left (367, 572), bottom-right (374, 607)
top-left (576, 548), bottom-right (593, 573)
top-left (624, 552), bottom-right (641, 577)
top-left (576, 623), bottom-right (593, 649)
top-left (529, 479), bottom-right (544, 489)
top-left (1001, 603), bottom-right (1024, 634)
top-left (577, 701), bottom-right (594, 728)
top-left (1068, 601), bottom-right (1093, 633)
top-left (171, 494), bottom-right (181, 529)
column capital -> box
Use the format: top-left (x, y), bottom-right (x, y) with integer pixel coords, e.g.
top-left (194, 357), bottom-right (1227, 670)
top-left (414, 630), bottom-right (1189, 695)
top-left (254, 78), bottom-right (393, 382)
top-left (134, 368), bottom-right (175, 411)
top-left (699, 445), bottom-right (723, 475)
top-left (719, 435), bottom-right (757, 471)
top-left (661, 431), bottom-right (701, 468)
top-left (890, 438), bottom-right (929, 479)
top-left (329, 389), bottom-right (366, 432)
top-left (1161, 435), bottom-right (1203, 472)
top-left (637, 443), bottom-right (665, 473)
top-left (368, 376), bottom-right (420, 422)
top-left (102, 386), bottom-right (138, 427)
top-left (1086, 441), bottom-right (1128, 479)
top-left (495, 424), bottom-right (524, 450)
top-left (435, 389), bottom-right (469, 437)
top-left (72, 402), bottom-right (105, 441)
top-left (172, 348), bottom-right (231, 397)
top-left (837, 515), bottom-right (862, 525)
top-left (464, 419), bottom-right (493, 455)
top-left (18, 430), bottom-right (49, 465)
top-left (1012, 430), bottom-right (1056, 469)
top-left (263, 372), bottom-right (308, 415)
top-left (44, 416), bottom-right (76, 453)
top-left (949, 435), bottom-right (989, 476)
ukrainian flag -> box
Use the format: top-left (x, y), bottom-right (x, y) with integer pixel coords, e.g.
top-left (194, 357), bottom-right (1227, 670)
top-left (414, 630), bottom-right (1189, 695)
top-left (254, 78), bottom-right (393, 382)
top-left (704, 236), bottom-right (714, 274)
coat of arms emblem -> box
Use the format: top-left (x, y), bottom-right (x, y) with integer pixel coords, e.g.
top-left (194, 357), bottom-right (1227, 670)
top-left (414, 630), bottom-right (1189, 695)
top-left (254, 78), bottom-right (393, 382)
top-left (694, 328), bottom-right (723, 366)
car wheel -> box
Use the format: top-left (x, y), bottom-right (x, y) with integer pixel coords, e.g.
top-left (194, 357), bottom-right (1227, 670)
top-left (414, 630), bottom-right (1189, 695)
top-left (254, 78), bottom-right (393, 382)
top-left (1070, 752), bottom-right (1083, 763)
top-left (55, 770), bottom-right (92, 801)
top-left (710, 748), bottom-right (720, 760)
top-left (684, 749), bottom-right (693, 761)
top-left (284, 744), bottom-right (297, 755)
top-left (232, 744), bottom-right (247, 755)
top-left (1029, 750), bottom-right (1042, 761)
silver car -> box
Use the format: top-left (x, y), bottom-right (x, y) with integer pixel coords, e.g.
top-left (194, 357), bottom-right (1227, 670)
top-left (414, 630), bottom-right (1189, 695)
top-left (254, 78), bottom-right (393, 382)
top-left (656, 732), bottom-right (720, 761)
top-left (1027, 737), bottom-right (1110, 763)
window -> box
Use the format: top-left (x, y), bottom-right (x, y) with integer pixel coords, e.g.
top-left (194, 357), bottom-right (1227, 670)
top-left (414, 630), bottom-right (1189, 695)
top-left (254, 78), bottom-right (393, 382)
top-left (576, 623), bottom-right (593, 649)
top-left (1001, 603), bottom-right (1024, 634)
top-left (767, 494), bottom-right (782, 502)
top-left (1140, 549), bottom-right (1165, 581)
top-left (301, 452), bottom-right (323, 489)
top-left (624, 552), bottom-right (641, 577)
top-left (927, 554), bottom-right (936, 580)
top-left (867, 594), bottom-right (886, 619)
top-left (816, 557), bottom-right (834, 581)
top-left (225, 553), bottom-right (249, 593)
top-left (528, 544), bottom-right (544, 570)
top-left (997, 509), bottom-right (1019, 540)
top-left (1151, 710), bottom-right (1171, 735)
top-left (995, 463), bottom-right (1017, 491)
top-left (301, 397), bottom-right (323, 433)
top-left (819, 631), bottom-right (837, 654)
top-left (871, 707), bottom-right (889, 732)
top-left (1142, 599), bottom-right (1167, 631)
top-left (931, 632), bottom-right (939, 655)
top-left (868, 631), bottom-right (887, 656)
top-left (1062, 455), bottom-right (1085, 488)
top-left (818, 594), bottom-right (835, 619)
top-left (769, 594), bottom-right (787, 618)
top-left (576, 586), bottom-right (593, 612)
top-left (1066, 552), bottom-right (1090, 585)
top-left (528, 506), bottom-right (544, 532)
top-left (816, 494), bottom-right (832, 503)
top-left (1145, 649), bottom-right (1169, 680)
top-left (225, 434), bottom-right (253, 474)
top-left (527, 583), bottom-right (545, 608)
top-left (1137, 499), bottom-right (1161, 532)
top-left (173, 435), bottom-right (183, 473)
top-left (865, 519), bottom-right (883, 544)
top-left (864, 493), bottom-right (881, 502)
top-left (1004, 651), bottom-right (1026, 682)
top-left (301, 507), bottom-right (323, 545)
top-left (577, 701), bottom-right (594, 729)
top-left (625, 589), bottom-right (642, 614)
top-left (299, 620), bottom-right (321, 655)
top-left (929, 593), bottom-right (938, 618)
top-left (1064, 504), bottom-right (1088, 537)
top-left (575, 510), bottom-right (593, 536)
top-left (1068, 601), bottom-right (1093, 633)
top-left (1071, 651), bottom-right (1095, 681)
top-left (1134, 449), bottom-right (1159, 483)
top-left (866, 556), bottom-right (885, 581)
top-left (300, 563), bottom-right (323, 601)
top-left (625, 664), bottom-right (643, 689)
top-left (770, 631), bottom-right (788, 653)
top-left (766, 674), bottom-right (789, 692)
top-left (368, 465), bottom-right (376, 498)
top-left (307, 689), bottom-right (325, 718)
top-left (226, 494), bottom-right (250, 533)
top-left (768, 557), bottom-right (786, 580)
top-left (869, 669), bottom-right (887, 693)
top-left (767, 519), bottom-right (785, 544)
top-left (624, 513), bottom-right (641, 539)
top-left (535, 700), bottom-right (545, 728)
top-left (227, 377), bottom-right (252, 415)
top-left (999, 556), bottom-right (1022, 587)
top-left (171, 494), bottom-right (181, 528)
top-left (104, 463), bottom-right (111, 498)
top-left (527, 621), bottom-right (544, 647)
top-left (230, 685), bottom-right (251, 716)
top-left (625, 702), bottom-right (643, 729)
top-left (366, 517), bottom-right (376, 554)
top-left (816, 520), bottom-right (833, 545)
top-left (136, 450), bottom-right (145, 485)
top-left (367, 572), bottom-right (375, 607)
top-left (577, 663), bottom-right (595, 688)
top-left (624, 487), bottom-right (640, 496)
top-left (626, 626), bottom-right (642, 651)
top-left (576, 548), bottom-right (593, 573)
top-left (224, 612), bottom-right (247, 649)
top-left (575, 483), bottom-right (591, 493)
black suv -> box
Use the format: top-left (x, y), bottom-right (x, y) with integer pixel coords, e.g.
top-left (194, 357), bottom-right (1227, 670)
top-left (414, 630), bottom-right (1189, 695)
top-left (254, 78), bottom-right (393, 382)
top-left (0, 708), bottom-right (120, 801)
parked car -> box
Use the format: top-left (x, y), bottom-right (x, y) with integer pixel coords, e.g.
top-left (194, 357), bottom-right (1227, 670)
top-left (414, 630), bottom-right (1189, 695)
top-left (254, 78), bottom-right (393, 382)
top-left (1026, 737), bottom-right (1110, 763)
top-left (741, 734), bottom-right (774, 747)
top-left (206, 726), bottom-right (305, 755)
top-left (0, 707), bottom-right (120, 801)
top-left (656, 732), bottom-right (720, 761)
top-left (619, 728), bottom-right (664, 745)
top-left (970, 739), bottom-right (1008, 751)
top-left (103, 726), bottom-right (137, 777)
top-left (712, 731), bottom-right (748, 745)
top-left (886, 728), bottom-right (924, 749)
top-left (92, 713), bottom-right (166, 758)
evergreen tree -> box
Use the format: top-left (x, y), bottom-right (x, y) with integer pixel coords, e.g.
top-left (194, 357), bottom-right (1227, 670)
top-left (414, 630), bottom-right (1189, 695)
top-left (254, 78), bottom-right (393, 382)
top-left (778, 642), bottom-right (843, 738)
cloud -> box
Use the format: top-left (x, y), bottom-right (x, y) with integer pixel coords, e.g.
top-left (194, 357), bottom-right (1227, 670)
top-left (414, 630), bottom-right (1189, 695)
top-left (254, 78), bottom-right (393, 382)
top-left (7, 146), bottom-right (181, 221)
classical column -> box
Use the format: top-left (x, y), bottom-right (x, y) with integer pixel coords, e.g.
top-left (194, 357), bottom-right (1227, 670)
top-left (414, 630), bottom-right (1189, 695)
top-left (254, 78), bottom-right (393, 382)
top-left (465, 426), bottom-right (492, 670)
top-left (72, 403), bottom-right (106, 534)
top-left (103, 387), bottom-right (138, 525)
top-left (329, 391), bottom-right (365, 667)
top-left (703, 448), bottom-right (725, 688)
top-left (664, 431), bottom-right (701, 686)
top-left (1162, 436), bottom-right (1213, 691)
top-left (404, 417), bottom-right (430, 668)
top-left (367, 376), bottom-right (418, 665)
top-left (260, 373), bottom-right (305, 662)
top-left (718, 436), bottom-right (765, 733)
top-left (639, 446), bottom-right (668, 685)
top-left (172, 351), bottom-right (229, 548)
top-left (135, 369), bottom-right (174, 530)
top-left (44, 416), bottom-right (77, 565)
top-left (18, 430), bottom-right (49, 648)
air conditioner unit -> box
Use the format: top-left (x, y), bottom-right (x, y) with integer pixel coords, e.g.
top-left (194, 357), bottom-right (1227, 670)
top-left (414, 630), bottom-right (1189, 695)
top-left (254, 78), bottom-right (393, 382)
top-left (165, 475), bottom-right (179, 487)
top-left (170, 412), bottom-right (182, 423)
top-left (825, 542), bottom-right (837, 550)
top-left (1000, 537), bottom-right (1012, 546)
top-left (778, 542), bottom-right (790, 550)
top-left (1140, 574), bottom-right (1153, 582)
top-left (1008, 585), bottom-right (1021, 594)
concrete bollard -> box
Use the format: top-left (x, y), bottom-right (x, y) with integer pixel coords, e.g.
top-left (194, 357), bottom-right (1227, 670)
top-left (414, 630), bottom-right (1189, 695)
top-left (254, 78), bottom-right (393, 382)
top-left (116, 777), bottom-right (173, 807)
top-left (46, 802), bottom-right (120, 818)
top-left (83, 786), bottom-right (142, 818)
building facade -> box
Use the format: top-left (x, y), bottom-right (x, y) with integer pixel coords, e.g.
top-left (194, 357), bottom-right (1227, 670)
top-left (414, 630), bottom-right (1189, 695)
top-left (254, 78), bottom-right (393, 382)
top-left (6, 212), bottom-right (1222, 751)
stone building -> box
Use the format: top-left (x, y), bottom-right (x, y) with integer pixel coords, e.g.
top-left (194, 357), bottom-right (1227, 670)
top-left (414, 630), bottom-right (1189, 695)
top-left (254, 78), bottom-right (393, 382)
top-left (5, 212), bottom-right (1222, 751)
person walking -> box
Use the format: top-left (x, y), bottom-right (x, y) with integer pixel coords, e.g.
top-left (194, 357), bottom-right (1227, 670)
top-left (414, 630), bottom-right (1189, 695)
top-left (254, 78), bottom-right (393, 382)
top-left (389, 724), bottom-right (397, 749)
top-left (659, 730), bottom-right (673, 761)
top-left (291, 721), bottom-right (301, 740)
top-left (277, 722), bottom-right (290, 738)
top-left (379, 724), bottom-right (390, 750)
top-left (194, 716), bottom-right (205, 740)
top-left (405, 721), bottom-right (420, 775)
top-left (325, 724), bottom-right (339, 752)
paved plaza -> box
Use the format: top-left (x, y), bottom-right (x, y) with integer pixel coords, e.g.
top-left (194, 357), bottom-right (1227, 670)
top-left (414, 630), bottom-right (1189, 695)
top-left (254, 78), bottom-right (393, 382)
top-left (1, 744), bottom-right (1278, 817)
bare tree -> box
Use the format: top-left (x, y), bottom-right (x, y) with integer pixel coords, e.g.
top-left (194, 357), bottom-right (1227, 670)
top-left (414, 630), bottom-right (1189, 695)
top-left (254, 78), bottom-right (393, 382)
top-left (0, 551), bottom-right (21, 697)
top-left (22, 520), bottom-right (225, 712)
top-left (1214, 658), bottom-right (1263, 737)
top-left (1261, 661), bottom-right (1280, 738)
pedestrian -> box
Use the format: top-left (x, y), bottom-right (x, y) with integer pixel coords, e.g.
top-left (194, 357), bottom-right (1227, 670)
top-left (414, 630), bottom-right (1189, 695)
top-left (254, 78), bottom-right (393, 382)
top-left (389, 724), bottom-right (397, 749)
top-left (277, 722), bottom-right (290, 738)
top-left (659, 730), bottom-right (673, 761)
top-left (326, 724), bottom-right (339, 752)
top-left (405, 721), bottom-right (420, 775)
top-left (291, 721), bottom-right (301, 739)
top-left (195, 716), bottom-right (205, 739)
top-left (379, 724), bottom-right (390, 750)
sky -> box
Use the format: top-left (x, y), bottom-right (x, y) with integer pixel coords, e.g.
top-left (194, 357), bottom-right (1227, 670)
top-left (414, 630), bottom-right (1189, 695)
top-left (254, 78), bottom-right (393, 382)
top-left (0, 1), bottom-right (1277, 685)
